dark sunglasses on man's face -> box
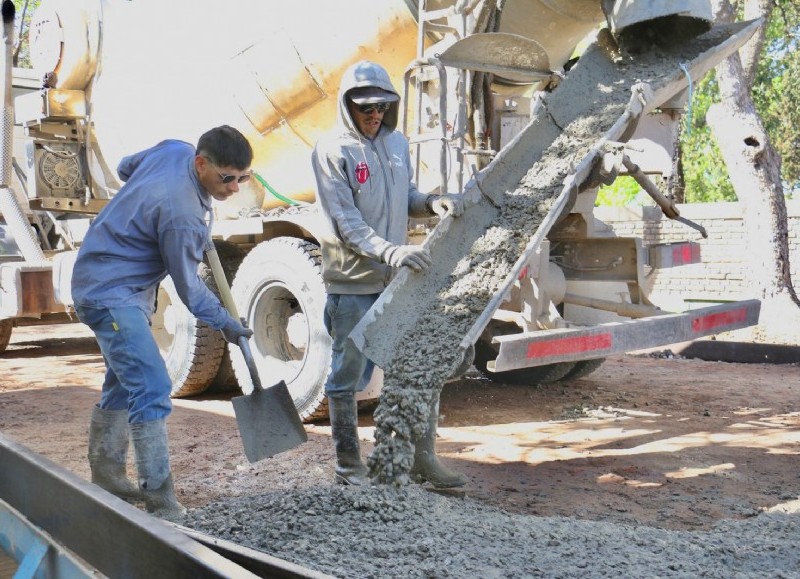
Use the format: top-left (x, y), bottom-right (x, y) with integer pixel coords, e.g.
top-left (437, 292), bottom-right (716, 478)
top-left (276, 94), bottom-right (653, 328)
top-left (356, 102), bottom-right (390, 115)
top-left (214, 167), bottom-right (251, 184)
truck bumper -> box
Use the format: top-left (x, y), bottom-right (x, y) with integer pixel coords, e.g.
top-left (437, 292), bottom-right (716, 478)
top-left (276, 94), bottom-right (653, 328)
top-left (489, 299), bottom-right (761, 372)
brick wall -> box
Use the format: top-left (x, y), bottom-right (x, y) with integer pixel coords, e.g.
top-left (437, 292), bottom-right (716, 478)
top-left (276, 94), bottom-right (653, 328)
top-left (592, 199), bottom-right (800, 307)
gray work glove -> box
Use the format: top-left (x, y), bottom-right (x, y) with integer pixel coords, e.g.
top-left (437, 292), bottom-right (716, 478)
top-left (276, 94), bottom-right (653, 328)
top-left (383, 244), bottom-right (433, 271)
top-left (428, 194), bottom-right (466, 218)
top-left (220, 316), bottom-right (253, 344)
top-left (450, 343), bottom-right (475, 380)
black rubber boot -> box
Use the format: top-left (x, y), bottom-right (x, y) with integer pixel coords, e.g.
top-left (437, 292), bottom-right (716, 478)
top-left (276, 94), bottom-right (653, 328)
top-left (130, 419), bottom-right (186, 520)
top-left (328, 394), bottom-right (368, 485)
top-left (87, 406), bottom-right (140, 500)
top-left (410, 391), bottom-right (466, 488)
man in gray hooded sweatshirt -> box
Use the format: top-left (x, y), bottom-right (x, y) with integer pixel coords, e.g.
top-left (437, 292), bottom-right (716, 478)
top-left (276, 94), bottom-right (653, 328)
top-left (312, 60), bottom-right (467, 488)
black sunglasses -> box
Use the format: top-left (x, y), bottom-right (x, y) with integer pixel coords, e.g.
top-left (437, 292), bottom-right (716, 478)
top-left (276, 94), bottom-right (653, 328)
top-left (213, 166), bottom-right (251, 184)
top-left (356, 102), bottom-right (390, 115)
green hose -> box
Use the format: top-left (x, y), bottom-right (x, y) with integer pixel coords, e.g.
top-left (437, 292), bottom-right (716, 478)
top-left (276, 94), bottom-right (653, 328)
top-left (253, 171), bottom-right (301, 206)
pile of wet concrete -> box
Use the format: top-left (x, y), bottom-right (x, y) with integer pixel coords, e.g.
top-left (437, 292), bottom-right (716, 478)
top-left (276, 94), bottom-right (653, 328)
top-left (366, 26), bottom-right (745, 484)
top-left (183, 24), bottom-right (799, 579)
top-left (183, 485), bottom-right (800, 578)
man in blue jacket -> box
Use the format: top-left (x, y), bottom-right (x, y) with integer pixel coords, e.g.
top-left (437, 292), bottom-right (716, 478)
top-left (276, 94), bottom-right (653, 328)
top-left (312, 61), bottom-right (467, 488)
top-left (72, 125), bottom-right (253, 518)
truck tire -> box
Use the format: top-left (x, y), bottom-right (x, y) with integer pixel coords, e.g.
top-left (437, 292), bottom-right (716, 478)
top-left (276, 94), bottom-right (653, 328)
top-left (0, 319), bottom-right (12, 352)
top-left (154, 267), bottom-right (225, 397)
top-left (152, 242), bottom-right (244, 398)
top-left (474, 320), bottom-right (575, 385)
top-left (560, 358), bottom-right (605, 381)
top-left (230, 237), bottom-right (331, 422)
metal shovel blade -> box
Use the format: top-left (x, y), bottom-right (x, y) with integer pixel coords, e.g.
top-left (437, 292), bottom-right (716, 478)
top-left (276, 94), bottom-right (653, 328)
top-left (232, 378), bottom-right (308, 463)
top-left (204, 243), bottom-right (307, 463)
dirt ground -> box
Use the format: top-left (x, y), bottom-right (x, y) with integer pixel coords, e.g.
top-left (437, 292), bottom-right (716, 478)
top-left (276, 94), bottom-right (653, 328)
top-left (1, 321), bottom-right (799, 533)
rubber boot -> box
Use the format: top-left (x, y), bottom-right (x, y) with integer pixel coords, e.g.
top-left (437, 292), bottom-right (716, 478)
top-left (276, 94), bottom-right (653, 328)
top-left (87, 406), bottom-right (140, 500)
top-left (328, 394), bottom-right (368, 485)
top-left (410, 391), bottom-right (467, 488)
top-left (130, 419), bottom-right (187, 519)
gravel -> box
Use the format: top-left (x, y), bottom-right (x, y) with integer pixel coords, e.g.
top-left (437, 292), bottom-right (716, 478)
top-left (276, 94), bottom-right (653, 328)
top-left (183, 485), bottom-right (800, 578)
top-left (182, 23), bottom-right (800, 579)
top-left (365, 23), bottom-right (750, 486)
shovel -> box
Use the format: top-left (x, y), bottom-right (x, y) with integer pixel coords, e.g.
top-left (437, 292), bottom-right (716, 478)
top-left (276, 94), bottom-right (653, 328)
top-left (205, 241), bottom-right (308, 462)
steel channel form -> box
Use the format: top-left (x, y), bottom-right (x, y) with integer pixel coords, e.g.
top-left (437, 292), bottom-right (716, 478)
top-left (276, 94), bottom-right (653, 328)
top-left (0, 432), bottom-right (328, 578)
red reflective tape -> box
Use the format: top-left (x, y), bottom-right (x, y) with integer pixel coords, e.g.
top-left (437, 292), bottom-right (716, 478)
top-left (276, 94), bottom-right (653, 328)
top-left (692, 308), bottom-right (747, 333)
top-left (527, 333), bottom-right (612, 359)
top-left (671, 244), bottom-right (694, 265)
top-left (672, 245), bottom-right (687, 264)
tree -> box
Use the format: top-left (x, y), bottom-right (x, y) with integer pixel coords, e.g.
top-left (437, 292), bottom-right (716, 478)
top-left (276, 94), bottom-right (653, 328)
top-left (601, 4), bottom-right (799, 204)
top-left (753, 1), bottom-right (800, 193)
top-left (707, 0), bottom-right (800, 344)
top-left (680, 73), bottom-right (737, 202)
top-left (11, 0), bottom-right (40, 68)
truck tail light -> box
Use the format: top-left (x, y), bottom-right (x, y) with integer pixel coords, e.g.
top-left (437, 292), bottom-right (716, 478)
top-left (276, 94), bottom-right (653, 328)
top-left (648, 242), bottom-right (701, 268)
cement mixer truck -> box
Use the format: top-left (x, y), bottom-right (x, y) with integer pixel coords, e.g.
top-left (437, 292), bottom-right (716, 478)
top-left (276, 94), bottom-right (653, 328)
top-left (0, 0), bottom-right (761, 420)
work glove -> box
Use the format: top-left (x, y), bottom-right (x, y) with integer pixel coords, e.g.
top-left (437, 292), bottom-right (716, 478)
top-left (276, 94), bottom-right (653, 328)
top-left (450, 343), bottom-right (475, 380)
top-left (220, 316), bottom-right (253, 344)
top-left (383, 244), bottom-right (433, 271)
top-left (581, 149), bottom-right (623, 191)
top-left (428, 194), bottom-right (466, 218)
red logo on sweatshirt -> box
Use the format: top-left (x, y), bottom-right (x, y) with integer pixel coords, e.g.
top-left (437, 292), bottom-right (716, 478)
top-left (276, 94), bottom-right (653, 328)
top-left (355, 161), bottom-right (370, 184)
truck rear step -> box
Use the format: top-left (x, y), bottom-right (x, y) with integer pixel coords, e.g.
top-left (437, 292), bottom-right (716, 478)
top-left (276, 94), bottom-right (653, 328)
top-left (490, 299), bottom-right (761, 372)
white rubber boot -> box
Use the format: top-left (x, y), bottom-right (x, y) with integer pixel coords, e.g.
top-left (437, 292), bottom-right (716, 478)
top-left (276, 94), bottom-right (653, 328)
top-left (130, 419), bottom-right (186, 519)
top-left (87, 406), bottom-right (140, 500)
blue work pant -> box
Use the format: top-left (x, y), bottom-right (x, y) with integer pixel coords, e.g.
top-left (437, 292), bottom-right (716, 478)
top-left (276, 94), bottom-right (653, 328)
top-left (323, 293), bottom-right (379, 399)
top-left (75, 305), bottom-right (172, 423)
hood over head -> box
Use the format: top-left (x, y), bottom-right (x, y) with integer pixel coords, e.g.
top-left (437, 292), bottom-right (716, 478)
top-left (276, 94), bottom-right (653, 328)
top-left (349, 86), bottom-right (399, 105)
top-left (337, 60), bottom-right (400, 137)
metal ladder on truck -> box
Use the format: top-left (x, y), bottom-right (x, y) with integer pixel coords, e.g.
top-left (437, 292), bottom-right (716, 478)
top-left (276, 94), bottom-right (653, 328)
top-left (402, 1), bottom-right (556, 198)
top-left (402, 0), bottom-right (482, 198)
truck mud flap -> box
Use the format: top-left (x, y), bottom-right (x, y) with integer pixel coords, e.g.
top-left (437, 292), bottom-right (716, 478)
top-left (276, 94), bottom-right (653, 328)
top-left (489, 300), bottom-right (761, 373)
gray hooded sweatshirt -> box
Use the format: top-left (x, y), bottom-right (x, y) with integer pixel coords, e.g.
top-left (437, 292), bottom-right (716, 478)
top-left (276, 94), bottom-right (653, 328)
top-left (312, 60), bottom-right (430, 295)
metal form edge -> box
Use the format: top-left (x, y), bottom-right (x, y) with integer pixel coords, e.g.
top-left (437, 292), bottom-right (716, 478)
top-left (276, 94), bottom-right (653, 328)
top-left (0, 433), bottom-right (322, 578)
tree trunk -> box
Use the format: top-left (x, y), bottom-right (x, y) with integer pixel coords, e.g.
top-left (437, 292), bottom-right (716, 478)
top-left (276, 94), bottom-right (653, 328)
top-left (707, 0), bottom-right (800, 344)
top-left (738, 0), bottom-right (771, 87)
top-left (668, 123), bottom-right (686, 204)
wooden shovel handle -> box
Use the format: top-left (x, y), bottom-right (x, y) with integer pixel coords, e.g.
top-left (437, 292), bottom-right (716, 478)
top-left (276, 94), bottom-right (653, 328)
top-left (205, 241), bottom-right (239, 318)
top-left (205, 240), bottom-right (263, 391)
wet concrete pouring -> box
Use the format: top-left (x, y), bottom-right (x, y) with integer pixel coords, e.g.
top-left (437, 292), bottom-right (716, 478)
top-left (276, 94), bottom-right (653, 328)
top-left (2, 27), bottom-right (800, 579)
top-left (2, 323), bottom-right (799, 577)
top-left (361, 23), bottom-right (753, 488)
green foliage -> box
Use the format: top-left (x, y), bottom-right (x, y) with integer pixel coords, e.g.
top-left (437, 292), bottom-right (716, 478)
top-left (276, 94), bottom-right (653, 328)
top-left (11, 0), bottom-right (41, 68)
top-left (680, 1), bottom-right (799, 200)
top-left (681, 74), bottom-right (737, 202)
top-left (596, 176), bottom-right (647, 206)
top-left (760, 0), bottom-right (800, 193)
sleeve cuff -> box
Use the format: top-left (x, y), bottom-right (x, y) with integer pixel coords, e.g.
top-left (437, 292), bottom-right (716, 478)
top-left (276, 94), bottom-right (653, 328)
top-left (424, 195), bottom-right (435, 214)
top-left (382, 244), bottom-right (397, 264)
